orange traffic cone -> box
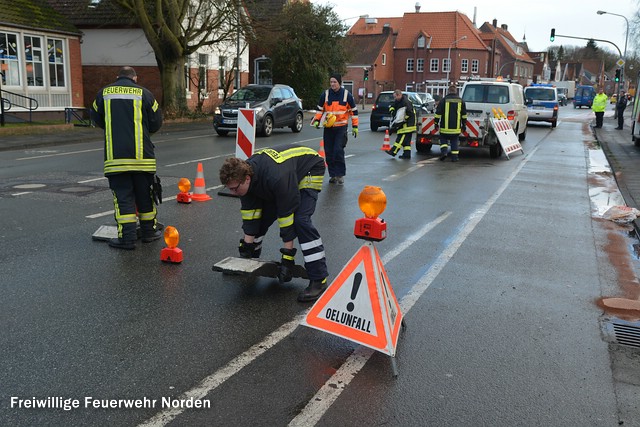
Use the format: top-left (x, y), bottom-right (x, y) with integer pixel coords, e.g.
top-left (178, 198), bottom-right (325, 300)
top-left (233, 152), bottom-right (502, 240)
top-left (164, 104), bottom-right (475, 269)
top-left (191, 162), bottom-right (212, 202)
top-left (318, 139), bottom-right (327, 166)
top-left (380, 130), bottom-right (391, 151)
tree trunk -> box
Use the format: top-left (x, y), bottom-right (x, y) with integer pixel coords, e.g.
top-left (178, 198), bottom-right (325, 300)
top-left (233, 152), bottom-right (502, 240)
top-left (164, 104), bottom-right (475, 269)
top-left (159, 59), bottom-right (188, 118)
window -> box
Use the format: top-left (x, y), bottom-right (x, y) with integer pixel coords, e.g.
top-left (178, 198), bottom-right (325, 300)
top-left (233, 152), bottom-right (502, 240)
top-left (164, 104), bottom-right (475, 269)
top-left (442, 58), bottom-right (450, 72)
top-left (417, 35), bottom-right (425, 48)
top-left (219, 55), bottom-right (226, 88)
top-left (430, 58), bottom-right (439, 72)
top-left (47, 38), bottom-right (65, 87)
top-left (24, 35), bottom-right (44, 87)
top-left (199, 53), bottom-right (208, 96)
top-left (461, 59), bottom-right (468, 73)
top-left (0, 32), bottom-right (20, 86)
top-left (417, 58), bottom-right (424, 72)
top-left (471, 59), bottom-right (479, 74)
top-left (406, 58), bottom-right (414, 72)
top-left (382, 53), bottom-right (386, 66)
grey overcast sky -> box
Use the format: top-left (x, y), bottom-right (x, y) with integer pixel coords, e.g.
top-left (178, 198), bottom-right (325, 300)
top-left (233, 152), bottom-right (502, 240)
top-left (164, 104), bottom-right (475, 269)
top-left (311, 0), bottom-right (637, 57)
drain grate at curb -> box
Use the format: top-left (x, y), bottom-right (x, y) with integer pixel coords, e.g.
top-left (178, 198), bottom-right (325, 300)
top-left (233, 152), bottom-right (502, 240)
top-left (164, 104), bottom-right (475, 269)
top-left (600, 316), bottom-right (640, 348)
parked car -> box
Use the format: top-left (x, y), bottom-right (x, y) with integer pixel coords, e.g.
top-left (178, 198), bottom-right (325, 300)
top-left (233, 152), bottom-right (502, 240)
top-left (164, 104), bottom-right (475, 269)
top-left (417, 92), bottom-right (437, 113)
top-left (213, 84), bottom-right (304, 137)
top-left (370, 91), bottom-right (433, 131)
top-left (573, 85), bottom-right (596, 109)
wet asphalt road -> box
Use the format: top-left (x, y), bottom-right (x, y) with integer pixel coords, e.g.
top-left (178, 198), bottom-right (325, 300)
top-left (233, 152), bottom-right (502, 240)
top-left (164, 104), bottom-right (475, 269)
top-left (1, 107), bottom-right (639, 426)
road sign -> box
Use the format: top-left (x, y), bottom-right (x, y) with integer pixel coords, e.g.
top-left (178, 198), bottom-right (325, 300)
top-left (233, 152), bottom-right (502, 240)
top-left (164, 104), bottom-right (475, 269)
top-left (303, 241), bottom-right (403, 356)
top-left (617, 59), bottom-right (625, 67)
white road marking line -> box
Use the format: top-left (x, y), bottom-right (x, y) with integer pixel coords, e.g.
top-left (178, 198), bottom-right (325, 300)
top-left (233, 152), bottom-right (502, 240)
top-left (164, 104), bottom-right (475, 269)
top-left (288, 145), bottom-right (537, 427)
top-left (136, 212), bottom-right (452, 427)
top-left (11, 192), bottom-right (32, 196)
top-left (78, 177), bottom-right (107, 184)
top-left (15, 148), bottom-right (101, 161)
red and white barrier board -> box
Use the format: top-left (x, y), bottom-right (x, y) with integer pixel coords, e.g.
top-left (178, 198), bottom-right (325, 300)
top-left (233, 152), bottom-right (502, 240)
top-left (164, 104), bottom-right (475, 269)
top-left (490, 118), bottom-right (523, 159)
top-left (236, 108), bottom-right (256, 160)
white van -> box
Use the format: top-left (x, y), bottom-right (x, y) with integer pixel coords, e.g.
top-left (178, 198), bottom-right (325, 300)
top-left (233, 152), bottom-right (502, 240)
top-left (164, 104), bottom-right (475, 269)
top-left (461, 79), bottom-right (528, 141)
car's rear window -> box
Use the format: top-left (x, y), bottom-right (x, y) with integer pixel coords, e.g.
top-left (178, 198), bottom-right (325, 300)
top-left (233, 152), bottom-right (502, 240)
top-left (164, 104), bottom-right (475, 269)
top-left (525, 88), bottom-right (555, 101)
top-left (463, 85), bottom-right (510, 104)
top-left (376, 93), bottom-right (394, 104)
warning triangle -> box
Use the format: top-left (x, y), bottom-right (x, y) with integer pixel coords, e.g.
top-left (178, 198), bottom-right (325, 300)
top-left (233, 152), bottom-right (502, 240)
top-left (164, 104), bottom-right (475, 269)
top-left (303, 242), bottom-right (403, 356)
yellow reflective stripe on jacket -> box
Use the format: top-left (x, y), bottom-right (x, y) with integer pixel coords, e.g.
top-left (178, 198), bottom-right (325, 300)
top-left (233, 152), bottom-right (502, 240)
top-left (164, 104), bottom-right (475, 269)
top-left (278, 213), bottom-right (294, 228)
top-left (134, 98), bottom-right (143, 159)
top-left (104, 159), bottom-right (156, 174)
top-left (241, 209), bottom-right (262, 221)
top-left (299, 174), bottom-right (324, 190)
top-left (257, 146), bottom-right (318, 163)
top-left (105, 99), bottom-right (113, 160)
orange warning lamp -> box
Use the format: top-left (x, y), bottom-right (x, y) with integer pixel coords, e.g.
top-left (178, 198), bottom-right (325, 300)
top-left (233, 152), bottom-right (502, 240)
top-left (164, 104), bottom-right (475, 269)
top-left (354, 186), bottom-right (387, 241)
top-left (177, 178), bottom-right (192, 204)
top-left (160, 226), bottom-right (183, 263)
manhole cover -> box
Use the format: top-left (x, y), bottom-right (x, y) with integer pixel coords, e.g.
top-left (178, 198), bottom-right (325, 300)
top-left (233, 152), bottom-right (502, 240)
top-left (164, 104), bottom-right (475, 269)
top-left (13, 183), bottom-right (46, 189)
top-left (601, 316), bottom-right (640, 349)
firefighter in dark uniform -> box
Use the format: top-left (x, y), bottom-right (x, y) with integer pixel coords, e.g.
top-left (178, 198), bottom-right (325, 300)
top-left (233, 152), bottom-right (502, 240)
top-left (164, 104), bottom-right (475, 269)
top-left (312, 73), bottom-right (358, 185)
top-left (219, 146), bottom-right (329, 302)
top-left (386, 89), bottom-right (416, 159)
top-left (91, 66), bottom-right (163, 249)
top-left (434, 85), bottom-right (467, 162)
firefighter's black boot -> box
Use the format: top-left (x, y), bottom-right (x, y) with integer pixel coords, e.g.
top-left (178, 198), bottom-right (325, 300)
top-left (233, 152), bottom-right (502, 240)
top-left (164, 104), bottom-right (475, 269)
top-left (400, 150), bottom-right (411, 159)
top-left (108, 238), bottom-right (136, 250)
top-left (297, 278), bottom-right (328, 302)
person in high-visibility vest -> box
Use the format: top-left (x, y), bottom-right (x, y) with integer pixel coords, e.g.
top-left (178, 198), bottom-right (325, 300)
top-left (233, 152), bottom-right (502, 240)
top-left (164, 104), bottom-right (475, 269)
top-left (434, 85), bottom-right (467, 162)
top-left (312, 74), bottom-right (359, 185)
top-left (592, 87), bottom-right (608, 128)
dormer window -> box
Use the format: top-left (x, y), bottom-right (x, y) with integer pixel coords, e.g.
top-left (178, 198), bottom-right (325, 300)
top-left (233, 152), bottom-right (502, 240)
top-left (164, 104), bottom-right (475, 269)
top-left (417, 35), bottom-right (425, 48)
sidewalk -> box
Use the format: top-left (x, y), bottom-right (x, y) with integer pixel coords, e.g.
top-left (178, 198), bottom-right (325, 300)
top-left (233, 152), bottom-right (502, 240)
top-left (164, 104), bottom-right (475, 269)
top-left (594, 106), bottom-right (640, 234)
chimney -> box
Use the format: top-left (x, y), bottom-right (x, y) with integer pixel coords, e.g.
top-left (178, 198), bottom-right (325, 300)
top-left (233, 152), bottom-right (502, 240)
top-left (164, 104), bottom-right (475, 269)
top-left (501, 24), bottom-right (508, 30)
top-left (492, 19), bottom-right (497, 28)
top-left (415, 2), bottom-right (421, 12)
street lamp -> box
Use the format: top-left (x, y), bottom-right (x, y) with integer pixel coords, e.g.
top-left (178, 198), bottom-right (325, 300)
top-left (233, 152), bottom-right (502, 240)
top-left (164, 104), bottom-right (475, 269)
top-left (597, 10), bottom-right (628, 94)
top-left (447, 36), bottom-right (467, 85)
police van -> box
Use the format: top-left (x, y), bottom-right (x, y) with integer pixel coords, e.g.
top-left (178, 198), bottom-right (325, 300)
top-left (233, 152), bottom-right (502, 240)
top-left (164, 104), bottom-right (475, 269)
top-left (524, 84), bottom-right (559, 128)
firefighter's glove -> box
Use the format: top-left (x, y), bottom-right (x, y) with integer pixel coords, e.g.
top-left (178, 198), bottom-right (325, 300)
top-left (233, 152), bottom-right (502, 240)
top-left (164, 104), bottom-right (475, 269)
top-left (278, 248), bottom-right (297, 284)
top-left (312, 119), bottom-right (320, 129)
top-left (238, 239), bottom-right (258, 259)
top-left (461, 122), bottom-right (467, 133)
top-left (152, 175), bottom-right (163, 205)
top-left (352, 127), bottom-right (358, 138)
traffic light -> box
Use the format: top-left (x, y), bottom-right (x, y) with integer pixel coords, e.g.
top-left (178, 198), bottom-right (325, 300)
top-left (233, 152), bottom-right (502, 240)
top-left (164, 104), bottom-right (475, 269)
top-left (615, 69), bottom-right (621, 82)
top-left (364, 68), bottom-right (369, 81)
top-left (550, 28), bottom-right (555, 42)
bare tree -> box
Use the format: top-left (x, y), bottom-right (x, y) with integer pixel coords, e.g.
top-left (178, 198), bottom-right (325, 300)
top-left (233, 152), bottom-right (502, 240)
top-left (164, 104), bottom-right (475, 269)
top-left (113, 0), bottom-right (246, 117)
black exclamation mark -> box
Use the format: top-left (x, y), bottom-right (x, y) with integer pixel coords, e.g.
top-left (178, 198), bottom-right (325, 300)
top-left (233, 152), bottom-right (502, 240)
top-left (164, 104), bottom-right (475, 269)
top-left (347, 273), bottom-right (362, 312)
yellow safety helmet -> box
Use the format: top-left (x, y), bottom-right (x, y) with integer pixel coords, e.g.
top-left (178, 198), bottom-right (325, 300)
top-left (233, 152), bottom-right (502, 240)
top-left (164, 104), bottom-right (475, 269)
top-left (324, 113), bottom-right (336, 128)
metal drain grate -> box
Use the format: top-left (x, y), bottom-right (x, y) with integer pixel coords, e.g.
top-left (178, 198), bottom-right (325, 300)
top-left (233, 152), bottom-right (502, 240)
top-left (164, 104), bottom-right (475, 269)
top-left (600, 316), bottom-right (640, 348)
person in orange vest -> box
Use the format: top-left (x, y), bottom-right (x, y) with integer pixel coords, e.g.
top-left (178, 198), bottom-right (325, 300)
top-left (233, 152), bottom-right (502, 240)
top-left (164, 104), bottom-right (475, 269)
top-left (312, 73), bottom-right (359, 185)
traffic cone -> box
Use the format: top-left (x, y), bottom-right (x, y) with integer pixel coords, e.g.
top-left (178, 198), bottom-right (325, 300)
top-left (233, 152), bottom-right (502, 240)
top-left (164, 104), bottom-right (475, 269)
top-left (380, 130), bottom-right (391, 151)
top-left (191, 162), bottom-right (212, 202)
top-left (318, 139), bottom-right (327, 166)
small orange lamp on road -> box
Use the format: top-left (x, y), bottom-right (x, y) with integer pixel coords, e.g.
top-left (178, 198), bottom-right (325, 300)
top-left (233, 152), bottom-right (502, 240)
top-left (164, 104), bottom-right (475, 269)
top-left (354, 186), bottom-right (387, 241)
top-left (177, 178), bottom-right (192, 204)
top-left (160, 226), bottom-right (183, 263)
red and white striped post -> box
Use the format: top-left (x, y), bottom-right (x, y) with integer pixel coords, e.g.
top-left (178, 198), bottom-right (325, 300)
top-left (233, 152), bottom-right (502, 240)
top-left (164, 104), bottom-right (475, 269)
top-left (236, 108), bottom-right (256, 160)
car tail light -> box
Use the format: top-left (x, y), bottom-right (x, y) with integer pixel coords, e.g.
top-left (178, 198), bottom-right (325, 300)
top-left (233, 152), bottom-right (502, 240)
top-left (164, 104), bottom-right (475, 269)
top-left (469, 140), bottom-right (479, 147)
top-left (372, 105), bottom-right (377, 111)
top-left (553, 105), bottom-right (558, 111)
top-left (507, 111), bottom-right (516, 121)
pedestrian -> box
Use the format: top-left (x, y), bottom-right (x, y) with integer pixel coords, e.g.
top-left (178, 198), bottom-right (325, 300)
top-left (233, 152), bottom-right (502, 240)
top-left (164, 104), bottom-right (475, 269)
top-left (385, 89), bottom-right (416, 159)
top-left (615, 90), bottom-right (628, 130)
top-left (434, 85), bottom-right (467, 162)
top-left (91, 66), bottom-right (163, 250)
top-left (219, 146), bottom-right (329, 302)
top-left (592, 87), bottom-right (608, 128)
top-left (311, 73), bottom-right (359, 185)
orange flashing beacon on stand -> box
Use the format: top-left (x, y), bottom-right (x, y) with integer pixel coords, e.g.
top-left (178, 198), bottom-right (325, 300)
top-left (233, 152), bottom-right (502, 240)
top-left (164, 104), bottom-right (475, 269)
top-left (177, 178), bottom-right (192, 204)
top-left (160, 226), bottom-right (183, 263)
top-left (353, 186), bottom-right (387, 241)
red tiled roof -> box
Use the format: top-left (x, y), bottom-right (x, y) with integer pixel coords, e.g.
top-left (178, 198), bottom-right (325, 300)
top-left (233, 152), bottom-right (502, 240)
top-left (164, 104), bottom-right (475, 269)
top-left (394, 12), bottom-right (486, 51)
top-left (347, 17), bottom-right (403, 36)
